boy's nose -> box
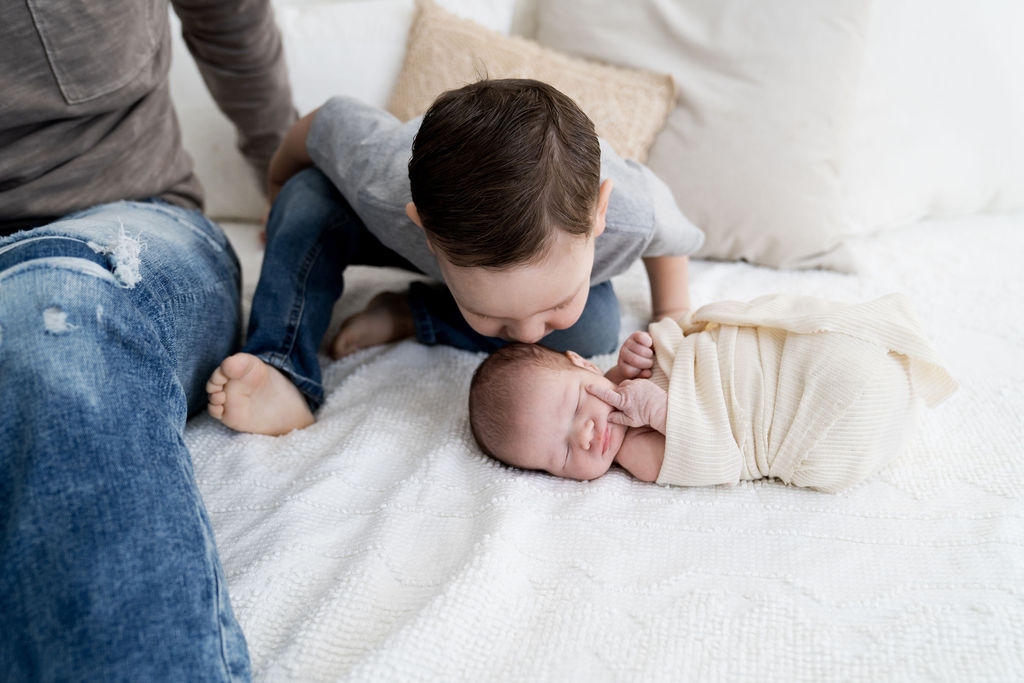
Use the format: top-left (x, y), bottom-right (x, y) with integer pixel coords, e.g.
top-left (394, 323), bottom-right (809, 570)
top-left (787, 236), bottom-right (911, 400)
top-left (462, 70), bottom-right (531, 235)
top-left (508, 318), bottom-right (546, 344)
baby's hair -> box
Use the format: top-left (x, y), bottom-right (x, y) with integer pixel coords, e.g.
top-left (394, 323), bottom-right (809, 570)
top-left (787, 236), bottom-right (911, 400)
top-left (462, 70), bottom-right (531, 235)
top-left (468, 343), bottom-right (573, 462)
top-left (409, 78), bottom-right (602, 269)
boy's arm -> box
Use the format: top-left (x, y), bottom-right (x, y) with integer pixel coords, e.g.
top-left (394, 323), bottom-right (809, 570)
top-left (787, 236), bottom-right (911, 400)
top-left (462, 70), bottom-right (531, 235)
top-left (643, 255), bottom-right (691, 321)
top-left (266, 107), bottom-right (319, 204)
top-left (614, 428), bottom-right (665, 482)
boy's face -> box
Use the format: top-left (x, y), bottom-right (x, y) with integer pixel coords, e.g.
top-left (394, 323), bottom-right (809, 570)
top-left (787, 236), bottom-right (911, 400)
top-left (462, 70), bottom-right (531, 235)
top-left (407, 179), bottom-right (612, 344)
top-left (499, 354), bottom-right (627, 481)
top-left (436, 229), bottom-right (596, 343)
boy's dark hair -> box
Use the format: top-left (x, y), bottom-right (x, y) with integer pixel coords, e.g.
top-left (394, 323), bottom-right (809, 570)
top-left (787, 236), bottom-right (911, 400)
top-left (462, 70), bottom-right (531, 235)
top-left (468, 342), bottom-right (572, 462)
top-left (409, 78), bottom-right (602, 269)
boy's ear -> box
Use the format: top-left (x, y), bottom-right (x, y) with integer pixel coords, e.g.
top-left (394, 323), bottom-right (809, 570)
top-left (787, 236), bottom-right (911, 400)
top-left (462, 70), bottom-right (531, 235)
top-left (566, 350), bottom-right (602, 375)
top-left (591, 178), bottom-right (614, 239)
top-left (405, 201), bottom-right (423, 227)
top-left (406, 202), bottom-right (436, 254)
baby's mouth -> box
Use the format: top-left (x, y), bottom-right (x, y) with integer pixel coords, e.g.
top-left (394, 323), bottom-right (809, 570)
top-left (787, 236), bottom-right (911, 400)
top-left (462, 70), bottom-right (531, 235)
top-left (600, 424), bottom-right (611, 457)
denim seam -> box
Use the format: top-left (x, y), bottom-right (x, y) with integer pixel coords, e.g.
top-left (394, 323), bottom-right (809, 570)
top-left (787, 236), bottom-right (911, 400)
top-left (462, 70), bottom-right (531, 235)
top-left (143, 201), bottom-right (226, 254)
top-left (0, 257), bottom-right (119, 286)
top-left (0, 233), bottom-right (95, 256)
top-left (256, 352), bottom-right (324, 410)
top-left (207, 531), bottom-right (237, 681)
top-left (278, 242), bottom-right (323, 365)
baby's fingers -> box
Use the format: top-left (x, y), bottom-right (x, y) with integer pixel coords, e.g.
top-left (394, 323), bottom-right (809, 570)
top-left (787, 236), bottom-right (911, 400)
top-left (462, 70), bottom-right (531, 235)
top-left (623, 334), bottom-right (654, 356)
top-left (585, 383), bottom-right (623, 409)
top-left (630, 330), bottom-right (653, 349)
top-left (621, 338), bottom-right (654, 369)
top-left (606, 411), bottom-right (631, 426)
top-left (620, 348), bottom-right (654, 371)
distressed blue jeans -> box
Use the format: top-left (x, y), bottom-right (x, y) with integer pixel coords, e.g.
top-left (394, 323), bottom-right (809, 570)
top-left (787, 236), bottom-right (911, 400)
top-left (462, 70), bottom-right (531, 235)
top-left (0, 201), bottom-right (250, 681)
top-left (244, 167), bottom-right (621, 410)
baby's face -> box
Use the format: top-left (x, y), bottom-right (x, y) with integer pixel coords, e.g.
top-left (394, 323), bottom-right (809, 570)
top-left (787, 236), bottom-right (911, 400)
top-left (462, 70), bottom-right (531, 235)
top-left (501, 362), bottom-right (627, 481)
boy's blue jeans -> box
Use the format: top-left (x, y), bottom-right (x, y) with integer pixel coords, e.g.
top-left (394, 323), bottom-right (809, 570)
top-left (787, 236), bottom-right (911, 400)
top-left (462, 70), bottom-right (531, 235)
top-left (244, 167), bottom-right (621, 410)
top-left (0, 201), bottom-right (250, 681)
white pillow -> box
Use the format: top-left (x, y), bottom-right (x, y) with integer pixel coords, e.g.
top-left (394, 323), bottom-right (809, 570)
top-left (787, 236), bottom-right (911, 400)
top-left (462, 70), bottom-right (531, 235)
top-left (536, 0), bottom-right (871, 271)
top-left (169, 0), bottom-right (516, 222)
top-left (839, 0), bottom-right (1024, 235)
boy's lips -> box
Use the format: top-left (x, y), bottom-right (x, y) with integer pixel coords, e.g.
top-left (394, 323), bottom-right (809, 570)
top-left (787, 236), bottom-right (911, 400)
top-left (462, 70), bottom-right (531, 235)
top-left (600, 425), bottom-right (611, 456)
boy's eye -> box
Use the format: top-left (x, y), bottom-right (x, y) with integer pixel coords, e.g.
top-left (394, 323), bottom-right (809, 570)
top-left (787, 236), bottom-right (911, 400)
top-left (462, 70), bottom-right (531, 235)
top-left (554, 294), bottom-right (580, 311)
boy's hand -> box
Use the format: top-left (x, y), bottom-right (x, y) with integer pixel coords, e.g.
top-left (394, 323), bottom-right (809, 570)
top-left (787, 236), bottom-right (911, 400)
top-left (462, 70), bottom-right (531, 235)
top-left (616, 331), bottom-right (654, 380)
top-left (263, 107), bottom-right (318, 210)
top-left (587, 379), bottom-right (668, 435)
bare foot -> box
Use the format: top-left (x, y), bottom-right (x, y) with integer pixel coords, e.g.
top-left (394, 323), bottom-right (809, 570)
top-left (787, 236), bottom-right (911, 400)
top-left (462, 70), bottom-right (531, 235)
top-left (330, 291), bottom-right (414, 359)
top-left (206, 353), bottom-right (314, 435)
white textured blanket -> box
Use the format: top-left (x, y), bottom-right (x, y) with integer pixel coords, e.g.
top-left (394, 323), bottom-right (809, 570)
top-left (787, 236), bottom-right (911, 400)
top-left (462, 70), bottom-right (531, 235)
top-left (189, 212), bottom-right (1024, 681)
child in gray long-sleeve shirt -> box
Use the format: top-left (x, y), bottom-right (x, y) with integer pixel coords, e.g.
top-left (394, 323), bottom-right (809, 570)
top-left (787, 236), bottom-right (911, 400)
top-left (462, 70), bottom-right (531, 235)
top-left (207, 78), bottom-right (705, 435)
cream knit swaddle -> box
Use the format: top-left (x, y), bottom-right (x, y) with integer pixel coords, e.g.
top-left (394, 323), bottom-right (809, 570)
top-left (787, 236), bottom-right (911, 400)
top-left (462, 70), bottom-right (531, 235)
top-left (648, 294), bottom-right (957, 492)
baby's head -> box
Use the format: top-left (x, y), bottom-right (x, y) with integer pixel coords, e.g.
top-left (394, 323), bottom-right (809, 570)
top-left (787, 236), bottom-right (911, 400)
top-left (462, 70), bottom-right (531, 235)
top-left (406, 79), bottom-right (613, 344)
top-left (468, 343), bottom-right (628, 481)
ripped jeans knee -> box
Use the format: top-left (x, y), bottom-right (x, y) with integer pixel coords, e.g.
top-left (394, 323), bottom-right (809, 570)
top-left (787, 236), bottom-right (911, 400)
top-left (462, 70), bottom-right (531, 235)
top-left (0, 260), bottom-right (177, 419)
top-left (0, 200), bottom-right (242, 414)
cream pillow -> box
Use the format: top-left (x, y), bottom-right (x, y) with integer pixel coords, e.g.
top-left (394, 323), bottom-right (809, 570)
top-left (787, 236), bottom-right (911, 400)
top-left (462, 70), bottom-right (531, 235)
top-left (387, 0), bottom-right (675, 163)
top-left (536, 0), bottom-right (872, 271)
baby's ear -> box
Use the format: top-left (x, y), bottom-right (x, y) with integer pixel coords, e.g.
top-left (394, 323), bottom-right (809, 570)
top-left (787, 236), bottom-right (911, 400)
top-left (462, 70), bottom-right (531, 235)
top-left (566, 350), bottom-right (602, 374)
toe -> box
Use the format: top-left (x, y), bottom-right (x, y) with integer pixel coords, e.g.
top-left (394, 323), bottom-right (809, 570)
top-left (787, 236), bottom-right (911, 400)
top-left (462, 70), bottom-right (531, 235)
top-left (221, 353), bottom-right (255, 380)
top-left (208, 366), bottom-right (227, 388)
top-left (330, 335), bottom-right (353, 360)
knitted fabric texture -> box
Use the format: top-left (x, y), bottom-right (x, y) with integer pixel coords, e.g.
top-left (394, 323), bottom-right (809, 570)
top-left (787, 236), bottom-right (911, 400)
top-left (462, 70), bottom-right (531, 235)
top-left (188, 214), bottom-right (1023, 680)
top-left (650, 294), bottom-right (957, 492)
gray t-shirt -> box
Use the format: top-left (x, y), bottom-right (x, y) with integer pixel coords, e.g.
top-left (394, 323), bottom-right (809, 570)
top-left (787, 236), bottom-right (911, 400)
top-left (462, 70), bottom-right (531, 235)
top-left (307, 95), bottom-right (704, 284)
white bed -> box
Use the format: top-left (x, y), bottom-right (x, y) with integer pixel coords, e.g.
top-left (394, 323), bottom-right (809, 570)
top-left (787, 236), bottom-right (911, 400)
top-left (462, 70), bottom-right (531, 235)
top-left (173, 0), bottom-right (1024, 679)
top-left (196, 211), bottom-right (1024, 681)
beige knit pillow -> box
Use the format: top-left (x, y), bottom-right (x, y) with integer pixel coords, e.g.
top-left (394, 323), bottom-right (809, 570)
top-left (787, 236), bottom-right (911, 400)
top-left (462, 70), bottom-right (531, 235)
top-left (386, 0), bottom-right (675, 163)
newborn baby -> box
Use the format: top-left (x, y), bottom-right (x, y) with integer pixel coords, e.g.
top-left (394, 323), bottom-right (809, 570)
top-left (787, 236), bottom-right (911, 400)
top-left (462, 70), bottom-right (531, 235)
top-left (468, 294), bottom-right (957, 492)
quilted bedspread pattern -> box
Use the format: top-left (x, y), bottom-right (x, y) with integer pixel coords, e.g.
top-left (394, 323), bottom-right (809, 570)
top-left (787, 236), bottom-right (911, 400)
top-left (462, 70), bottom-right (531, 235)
top-left (186, 213), bottom-right (1024, 681)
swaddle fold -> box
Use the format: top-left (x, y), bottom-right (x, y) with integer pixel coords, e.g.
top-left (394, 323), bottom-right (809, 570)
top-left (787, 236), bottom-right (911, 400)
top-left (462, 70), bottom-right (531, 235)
top-left (648, 294), bottom-right (957, 492)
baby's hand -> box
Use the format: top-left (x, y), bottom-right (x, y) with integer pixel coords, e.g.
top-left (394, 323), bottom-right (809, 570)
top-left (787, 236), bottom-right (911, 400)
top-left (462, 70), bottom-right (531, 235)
top-left (615, 331), bottom-right (655, 380)
top-left (586, 379), bottom-right (668, 434)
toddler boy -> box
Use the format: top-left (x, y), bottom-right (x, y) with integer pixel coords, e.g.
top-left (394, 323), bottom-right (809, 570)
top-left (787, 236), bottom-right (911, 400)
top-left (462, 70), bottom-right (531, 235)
top-left (207, 79), bottom-right (704, 435)
top-left (469, 294), bottom-right (958, 492)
